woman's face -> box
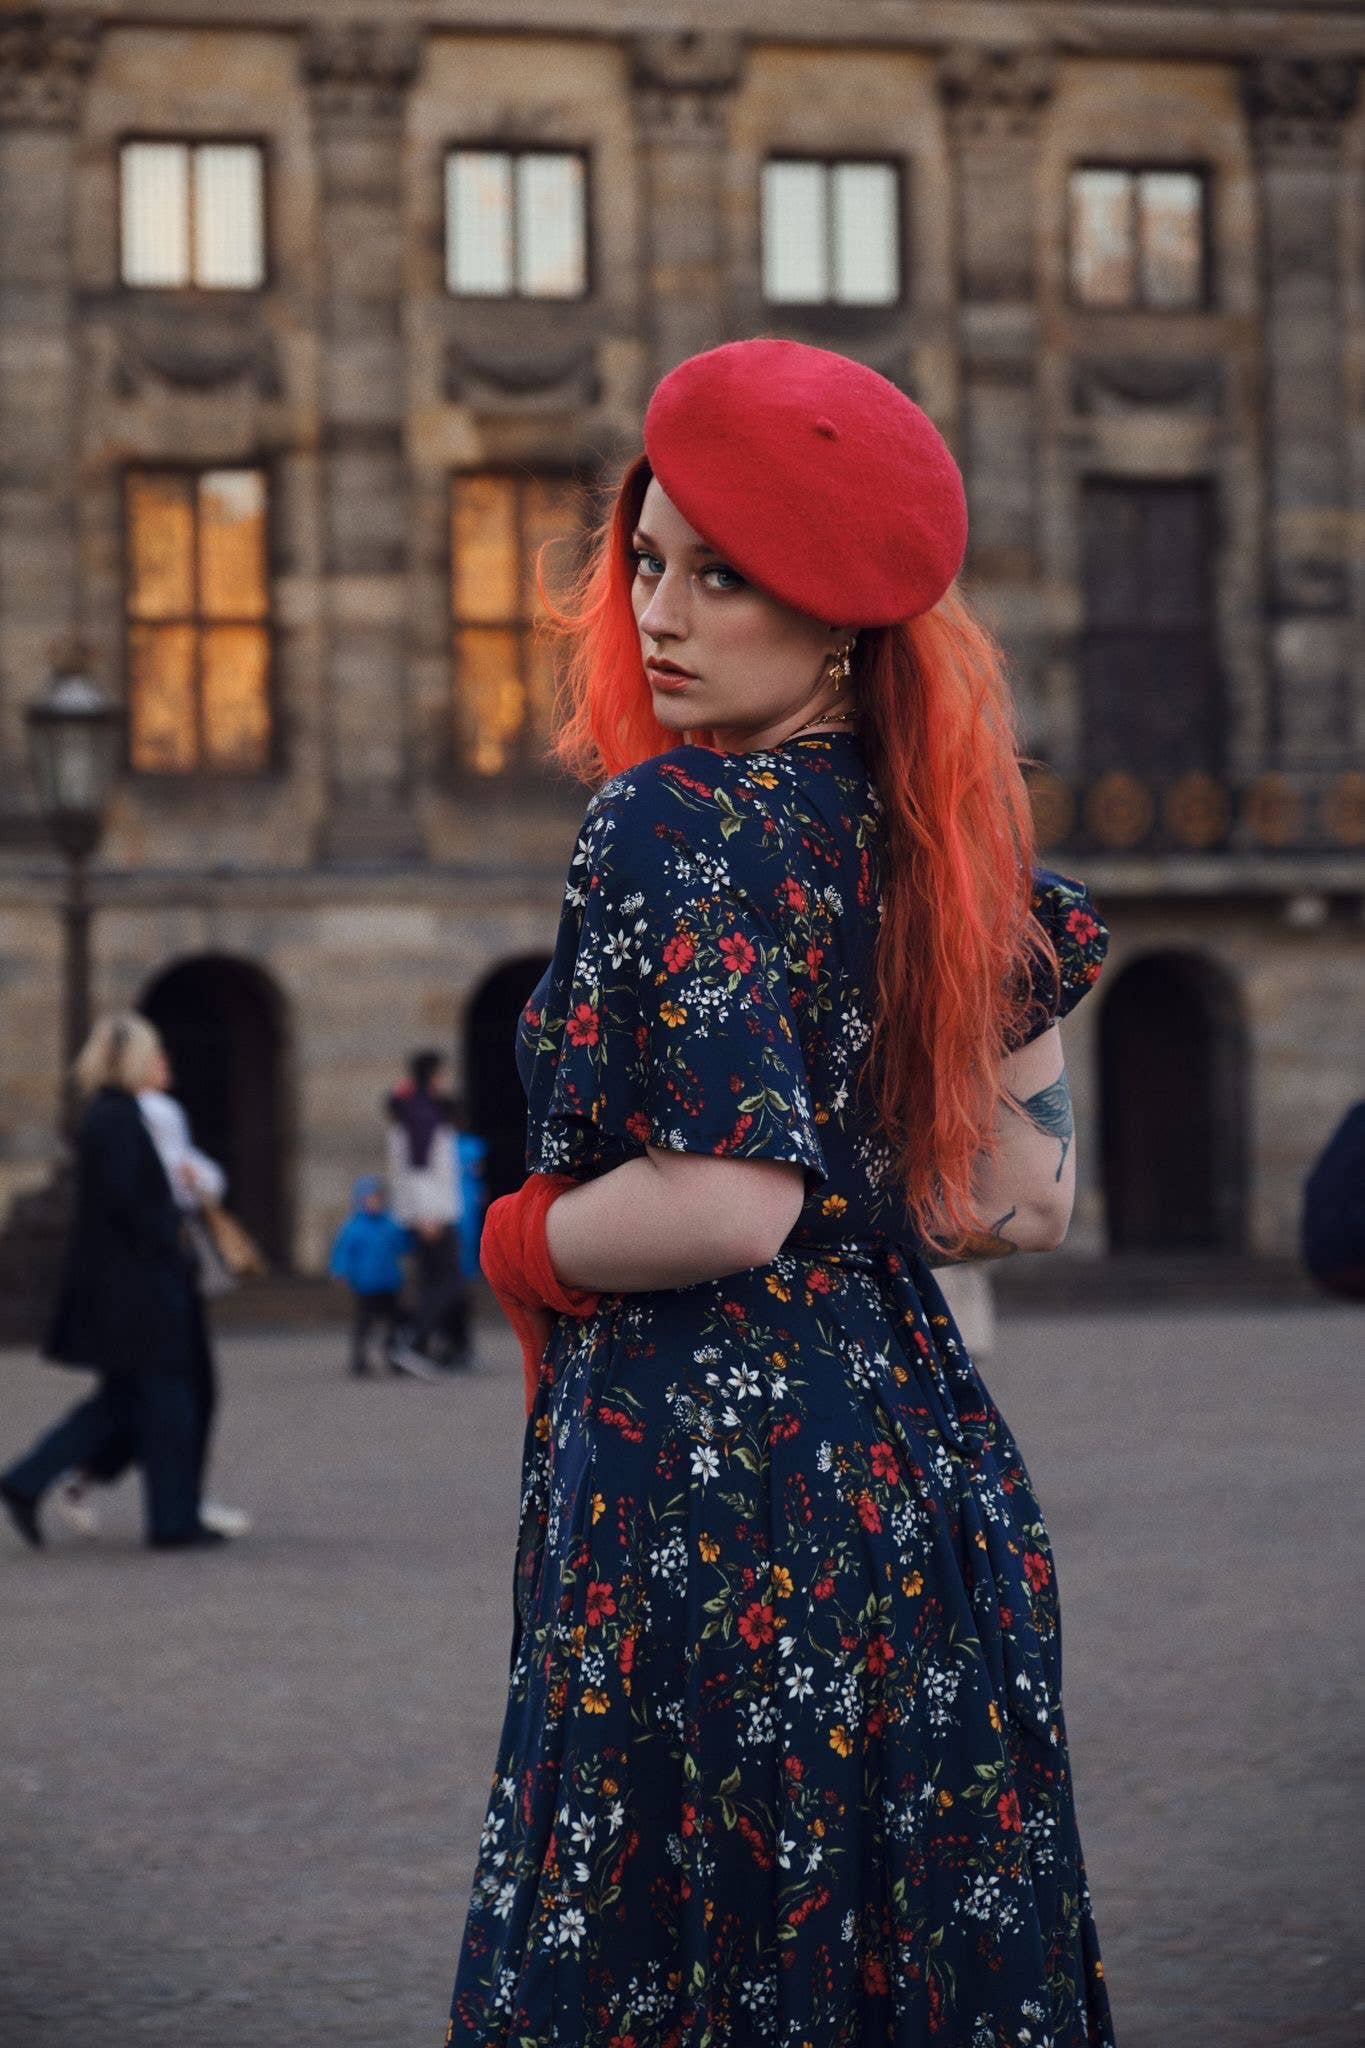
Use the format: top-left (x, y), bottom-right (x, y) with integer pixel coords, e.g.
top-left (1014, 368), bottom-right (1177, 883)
top-left (630, 478), bottom-right (850, 754)
top-left (147, 1043), bottom-right (172, 1093)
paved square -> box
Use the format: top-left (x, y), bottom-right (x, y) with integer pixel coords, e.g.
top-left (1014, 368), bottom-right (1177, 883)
top-left (2, 1301), bottom-right (1361, 2046)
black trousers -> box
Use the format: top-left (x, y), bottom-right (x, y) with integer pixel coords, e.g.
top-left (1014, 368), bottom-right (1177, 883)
top-left (411, 1228), bottom-right (470, 1356)
top-left (54, 1315), bottom-right (215, 1505)
top-left (3, 1373), bottom-right (201, 1543)
top-left (350, 1289), bottom-right (399, 1372)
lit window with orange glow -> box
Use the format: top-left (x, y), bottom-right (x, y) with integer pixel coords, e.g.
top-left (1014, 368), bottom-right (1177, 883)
top-left (125, 469), bottom-right (272, 775)
top-left (449, 474), bottom-right (584, 777)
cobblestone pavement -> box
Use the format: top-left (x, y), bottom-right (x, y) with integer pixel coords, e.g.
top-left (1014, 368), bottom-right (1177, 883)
top-left (2, 1300), bottom-right (1361, 2048)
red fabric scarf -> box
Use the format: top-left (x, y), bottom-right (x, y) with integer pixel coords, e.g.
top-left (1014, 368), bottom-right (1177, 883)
top-left (479, 1173), bottom-right (600, 1415)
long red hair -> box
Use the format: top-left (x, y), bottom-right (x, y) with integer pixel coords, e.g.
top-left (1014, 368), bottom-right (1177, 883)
top-left (537, 453), bottom-right (1057, 1257)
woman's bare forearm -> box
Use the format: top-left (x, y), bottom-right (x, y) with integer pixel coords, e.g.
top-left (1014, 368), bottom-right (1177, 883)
top-left (928, 1024), bottom-right (1078, 1265)
top-left (542, 1148), bottom-right (806, 1294)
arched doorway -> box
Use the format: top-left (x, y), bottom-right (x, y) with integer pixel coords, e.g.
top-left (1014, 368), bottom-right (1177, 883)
top-left (1099, 949), bottom-right (1249, 1252)
top-left (464, 954), bottom-right (553, 1205)
top-left (140, 954), bottom-right (290, 1263)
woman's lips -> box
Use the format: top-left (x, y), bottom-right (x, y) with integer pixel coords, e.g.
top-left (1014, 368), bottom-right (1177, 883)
top-left (647, 665), bottom-right (694, 693)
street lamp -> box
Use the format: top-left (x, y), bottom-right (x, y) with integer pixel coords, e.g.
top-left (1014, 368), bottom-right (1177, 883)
top-left (25, 669), bottom-right (124, 1131)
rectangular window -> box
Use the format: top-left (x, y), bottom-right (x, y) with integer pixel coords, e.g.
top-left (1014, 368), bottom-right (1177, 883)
top-left (450, 473), bottom-right (584, 777)
top-left (1069, 166), bottom-right (1207, 310)
top-left (1079, 478), bottom-right (1221, 780)
top-left (762, 157), bottom-right (900, 307)
top-left (445, 149), bottom-right (588, 299)
top-left (125, 468), bottom-right (272, 774)
top-left (120, 140), bottom-right (266, 290)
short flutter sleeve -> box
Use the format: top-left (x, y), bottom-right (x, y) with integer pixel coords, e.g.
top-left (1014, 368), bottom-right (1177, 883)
top-left (524, 757), bottom-right (830, 1194)
top-left (1007, 866), bottom-right (1111, 1050)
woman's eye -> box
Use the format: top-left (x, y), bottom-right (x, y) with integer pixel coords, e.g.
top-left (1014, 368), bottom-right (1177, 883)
top-left (703, 564), bottom-right (743, 591)
top-left (629, 547), bottom-right (663, 576)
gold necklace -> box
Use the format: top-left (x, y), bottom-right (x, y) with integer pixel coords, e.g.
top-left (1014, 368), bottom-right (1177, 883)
top-left (784, 706), bottom-right (860, 742)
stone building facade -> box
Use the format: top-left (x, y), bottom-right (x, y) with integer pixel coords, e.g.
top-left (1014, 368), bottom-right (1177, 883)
top-left (1, 1), bottom-right (1362, 1270)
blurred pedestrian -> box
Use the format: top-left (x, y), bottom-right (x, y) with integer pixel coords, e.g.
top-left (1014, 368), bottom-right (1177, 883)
top-left (0, 1014), bottom-right (225, 1551)
top-left (50, 1043), bottom-right (253, 1539)
top-left (385, 1052), bottom-right (472, 1375)
top-left (1301, 1100), bottom-right (1365, 1301)
top-left (328, 1174), bottom-right (411, 1376)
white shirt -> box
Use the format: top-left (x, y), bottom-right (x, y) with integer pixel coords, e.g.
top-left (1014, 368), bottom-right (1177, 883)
top-left (137, 1088), bottom-right (227, 1212)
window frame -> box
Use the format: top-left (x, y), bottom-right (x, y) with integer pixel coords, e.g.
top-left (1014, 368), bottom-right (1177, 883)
top-left (1065, 160), bottom-right (1213, 314)
top-left (759, 151), bottom-right (907, 311)
top-left (447, 465), bottom-right (589, 783)
top-left (117, 133), bottom-right (272, 295)
top-left (442, 142), bottom-right (594, 303)
top-left (120, 460), bottom-right (280, 783)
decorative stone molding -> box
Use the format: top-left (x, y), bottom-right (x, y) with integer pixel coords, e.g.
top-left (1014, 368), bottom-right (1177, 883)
top-left (630, 30), bottom-right (744, 97)
top-left (1271, 555), bottom-right (1350, 618)
top-left (111, 321), bottom-right (283, 402)
top-left (937, 45), bottom-right (1056, 144)
top-left (0, 10), bottom-right (98, 127)
top-left (630, 29), bottom-right (743, 135)
top-left (1241, 57), bottom-right (1361, 156)
top-left (443, 337), bottom-right (600, 409)
top-left (1070, 356), bottom-right (1225, 418)
top-left (301, 21), bottom-right (421, 121)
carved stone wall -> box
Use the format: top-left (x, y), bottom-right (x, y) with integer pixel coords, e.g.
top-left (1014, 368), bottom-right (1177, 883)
top-left (0, 11), bottom-right (99, 798)
top-left (304, 21), bottom-right (424, 859)
top-left (1243, 57), bottom-right (1362, 770)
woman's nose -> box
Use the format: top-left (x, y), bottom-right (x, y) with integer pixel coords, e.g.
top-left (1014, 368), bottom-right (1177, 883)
top-left (637, 570), bottom-right (687, 645)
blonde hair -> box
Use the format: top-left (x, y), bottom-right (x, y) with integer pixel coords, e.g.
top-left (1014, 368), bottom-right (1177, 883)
top-left (72, 1012), bottom-right (163, 1097)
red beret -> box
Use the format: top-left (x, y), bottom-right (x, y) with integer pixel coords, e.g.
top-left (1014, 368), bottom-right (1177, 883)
top-left (642, 338), bottom-right (967, 626)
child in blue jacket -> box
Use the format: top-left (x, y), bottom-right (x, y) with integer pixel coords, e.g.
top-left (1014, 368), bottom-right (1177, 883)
top-left (328, 1176), bottom-right (411, 1377)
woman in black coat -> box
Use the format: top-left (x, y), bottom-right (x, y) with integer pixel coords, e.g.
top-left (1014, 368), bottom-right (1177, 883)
top-left (0, 1013), bottom-right (222, 1551)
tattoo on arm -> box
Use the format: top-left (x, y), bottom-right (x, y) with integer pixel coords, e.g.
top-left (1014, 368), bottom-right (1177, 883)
top-left (1009, 1074), bottom-right (1074, 1183)
top-left (929, 1207), bottom-right (1021, 1267)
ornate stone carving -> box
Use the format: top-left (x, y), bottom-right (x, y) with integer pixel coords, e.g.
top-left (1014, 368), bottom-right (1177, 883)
top-left (1164, 772), bottom-right (1232, 850)
top-left (1071, 356), bottom-right (1225, 418)
top-left (937, 45), bottom-right (1056, 143)
top-left (630, 29), bottom-right (743, 135)
top-left (0, 10), bottom-right (98, 127)
top-left (1242, 57), bottom-right (1361, 155)
top-left (443, 337), bottom-right (600, 409)
top-left (301, 22), bottom-right (421, 121)
top-left (111, 319), bottom-right (283, 401)
top-left (1272, 555), bottom-right (1350, 617)
top-left (630, 30), bottom-right (744, 96)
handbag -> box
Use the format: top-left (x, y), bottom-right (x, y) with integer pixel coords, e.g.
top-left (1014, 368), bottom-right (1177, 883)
top-left (183, 1212), bottom-right (237, 1299)
top-left (201, 1201), bottom-right (269, 1280)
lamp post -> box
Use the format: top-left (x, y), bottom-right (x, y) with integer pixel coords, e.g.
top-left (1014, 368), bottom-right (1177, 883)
top-left (25, 670), bottom-right (123, 1133)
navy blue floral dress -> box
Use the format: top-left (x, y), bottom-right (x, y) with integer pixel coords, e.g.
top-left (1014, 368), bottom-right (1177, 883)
top-left (446, 730), bottom-right (1114, 2048)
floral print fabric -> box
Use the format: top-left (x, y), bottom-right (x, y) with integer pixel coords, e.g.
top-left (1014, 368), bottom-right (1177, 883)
top-left (447, 731), bottom-right (1115, 2048)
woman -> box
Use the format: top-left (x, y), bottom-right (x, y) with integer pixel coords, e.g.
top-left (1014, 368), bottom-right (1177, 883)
top-left (51, 1037), bottom-right (251, 1537)
top-left (0, 1014), bottom-right (224, 1551)
top-left (451, 340), bottom-right (1114, 2044)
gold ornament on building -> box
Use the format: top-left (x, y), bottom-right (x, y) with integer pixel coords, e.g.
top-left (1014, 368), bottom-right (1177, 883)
top-left (1321, 771), bottom-right (1365, 847)
top-left (1023, 766), bottom-right (1074, 850)
top-left (1242, 772), bottom-right (1302, 848)
top-left (1164, 772), bottom-right (1232, 849)
top-left (1084, 772), bottom-right (1154, 849)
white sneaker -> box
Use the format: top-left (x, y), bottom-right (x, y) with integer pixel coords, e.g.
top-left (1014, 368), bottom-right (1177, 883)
top-left (200, 1499), bottom-right (252, 1537)
top-left (52, 1473), bottom-right (99, 1538)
